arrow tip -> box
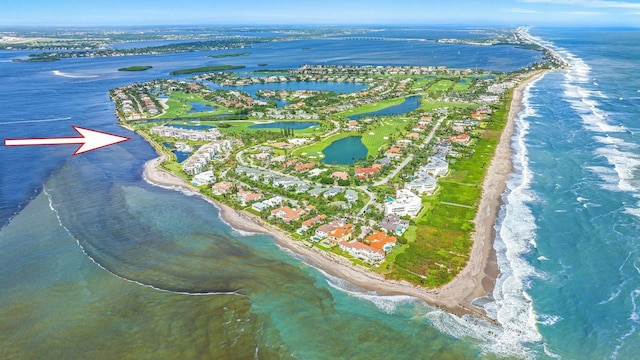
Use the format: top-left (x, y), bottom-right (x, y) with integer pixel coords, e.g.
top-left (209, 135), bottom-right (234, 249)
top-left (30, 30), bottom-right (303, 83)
top-left (72, 126), bottom-right (130, 155)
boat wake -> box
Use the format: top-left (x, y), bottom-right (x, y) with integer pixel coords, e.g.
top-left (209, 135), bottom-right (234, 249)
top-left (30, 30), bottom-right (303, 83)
top-left (52, 70), bottom-right (99, 78)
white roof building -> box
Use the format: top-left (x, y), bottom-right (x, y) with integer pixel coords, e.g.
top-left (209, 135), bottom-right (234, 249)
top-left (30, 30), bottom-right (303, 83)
top-left (384, 189), bottom-right (422, 218)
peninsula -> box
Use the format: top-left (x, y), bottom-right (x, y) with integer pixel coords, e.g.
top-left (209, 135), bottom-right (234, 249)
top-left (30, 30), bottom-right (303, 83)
top-left (110, 28), bottom-right (564, 318)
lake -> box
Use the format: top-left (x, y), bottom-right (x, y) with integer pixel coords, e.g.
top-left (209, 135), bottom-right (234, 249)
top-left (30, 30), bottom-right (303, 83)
top-left (322, 136), bottom-right (368, 164)
top-left (348, 95), bottom-right (422, 120)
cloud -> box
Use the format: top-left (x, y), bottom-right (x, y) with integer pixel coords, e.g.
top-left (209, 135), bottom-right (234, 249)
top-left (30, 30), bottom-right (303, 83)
top-left (507, 8), bottom-right (543, 14)
top-left (520, 0), bottom-right (640, 10)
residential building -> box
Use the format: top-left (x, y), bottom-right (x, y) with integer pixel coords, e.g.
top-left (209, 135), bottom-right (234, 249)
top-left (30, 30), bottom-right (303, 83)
top-left (364, 231), bottom-right (397, 252)
top-left (339, 241), bottom-right (385, 263)
top-left (191, 170), bottom-right (215, 186)
top-left (270, 206), bottom-right (305, 223)
top-left (404, 174), bottom-right (437, 194)
top-left (212, 181), bottom-right (234, 195)
top-left (384, 189), bottom-right (422, 217)
top-left (379, 214), bottom-right (410, 235)
top-left (327, 224), bottom-right (353, 243)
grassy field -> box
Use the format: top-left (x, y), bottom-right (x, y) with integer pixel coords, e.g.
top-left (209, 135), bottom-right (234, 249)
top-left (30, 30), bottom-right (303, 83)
top-left (158, 91), bottom-right (230, 119)
top-left (336, 96), bottom-right (406, 118)
top-left (428, 80), bottom-right (454, 93)
top-left (213, 120), bottom-right (325, 136)
top-left (386, 90), bottom-right (511, 287)
top-left (452, 79), bottom-right (472, 92)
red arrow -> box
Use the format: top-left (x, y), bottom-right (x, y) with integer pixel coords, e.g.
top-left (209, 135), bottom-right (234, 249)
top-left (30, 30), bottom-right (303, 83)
top-left (4, 126), bottom-right (130, 155)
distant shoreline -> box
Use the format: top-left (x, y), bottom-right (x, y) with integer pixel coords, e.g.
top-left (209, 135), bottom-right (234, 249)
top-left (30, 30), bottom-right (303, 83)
top-left (135, 70), bottom-right (546, 320)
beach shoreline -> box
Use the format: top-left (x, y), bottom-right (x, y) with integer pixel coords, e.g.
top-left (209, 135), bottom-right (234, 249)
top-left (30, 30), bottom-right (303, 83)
top-left (137, 70), bottom-right (545, 319)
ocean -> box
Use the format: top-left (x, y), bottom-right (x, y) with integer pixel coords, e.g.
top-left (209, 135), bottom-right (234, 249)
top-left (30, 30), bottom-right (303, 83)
top-left (0, 27), bottom-right (638, 359)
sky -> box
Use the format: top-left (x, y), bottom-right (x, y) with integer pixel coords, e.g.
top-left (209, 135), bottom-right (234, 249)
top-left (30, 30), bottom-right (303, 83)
top-left (1, 0), bottom-right (639, 27)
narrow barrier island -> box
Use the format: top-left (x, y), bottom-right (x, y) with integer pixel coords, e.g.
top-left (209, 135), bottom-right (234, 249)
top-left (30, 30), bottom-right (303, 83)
top-left (111, 29), bottom-right (566, 317)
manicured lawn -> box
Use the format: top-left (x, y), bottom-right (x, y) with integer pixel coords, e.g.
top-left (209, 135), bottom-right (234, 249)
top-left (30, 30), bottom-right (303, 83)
top-left (158, 91), bottom-right (230, 119)
top-left (212, 120), bottom-right (325, 136)
top-left (428, 80), bottom-right (454, 93)
top-left (388, 90), bottom-right (512, 287)
top-left (452, 78), bottom-right (472, 92)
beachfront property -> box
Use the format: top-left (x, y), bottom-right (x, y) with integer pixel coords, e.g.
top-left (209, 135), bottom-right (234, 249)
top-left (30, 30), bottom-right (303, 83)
top-left (251, 196), bottom-right (283, 212)
top-left (327, 223), bottom-right (354, 243)
top-left (236, 190), bottom-right (264, 206)
top-left (270, 206), bottom-right (305, 223)
top-left (420, 157), bottom-right (449, 178)
top-left (404, 174), bottom-right (437, 194)
top-left (150, 125), bottom-right (222, 141)
top-left (181, 140), bottom-right (232, 175)
top-left (191, 170), bottom-right (215, 186)
top-left (212, 181), bottom-right (234, 195)
top-left (379, 214), bottom-right (410, 235)
top-left (364, 231), bottom-right (397, 252)
top-left (339, 241), bottom-right (385, 263)
top-left (384, 189), bottom-right (422, 217)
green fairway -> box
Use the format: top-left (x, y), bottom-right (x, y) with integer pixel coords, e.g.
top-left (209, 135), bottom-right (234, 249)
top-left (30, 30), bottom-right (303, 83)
top-left (158, 91), bottom-right (230, 118)
top-left (295, 118), bottom-right (409, 158)
top-left (452, 78), bottom-right (472, 92)
top-left (428, 79), bottom-right (454, 93)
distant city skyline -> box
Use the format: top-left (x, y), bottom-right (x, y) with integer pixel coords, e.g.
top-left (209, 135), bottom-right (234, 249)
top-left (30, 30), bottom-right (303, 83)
top-left (2, 0), bottom-right (639, 27)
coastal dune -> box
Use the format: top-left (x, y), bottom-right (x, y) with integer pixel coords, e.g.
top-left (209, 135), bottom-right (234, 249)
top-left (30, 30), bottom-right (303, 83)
top-left (140, 71), bottom-right (544, 319)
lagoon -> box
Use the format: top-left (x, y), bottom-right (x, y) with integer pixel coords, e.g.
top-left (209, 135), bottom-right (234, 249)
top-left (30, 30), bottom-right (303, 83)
top-left (348, 95), bottom-right (421, 120)
top-left (322, 136), bottom-right (368, 165)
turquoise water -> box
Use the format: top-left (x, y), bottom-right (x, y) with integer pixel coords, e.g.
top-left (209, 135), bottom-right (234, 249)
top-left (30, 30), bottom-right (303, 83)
top-left (348, 95), bottom-right (421, 120)
top-left (322, 136), bottom-right (368, 165)
top-left (248, 121), bottom-right (319, 130)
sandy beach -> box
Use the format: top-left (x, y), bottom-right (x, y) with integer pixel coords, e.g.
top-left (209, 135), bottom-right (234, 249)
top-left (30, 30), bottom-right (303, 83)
top-left (139, 71), bottom-right (546, 319)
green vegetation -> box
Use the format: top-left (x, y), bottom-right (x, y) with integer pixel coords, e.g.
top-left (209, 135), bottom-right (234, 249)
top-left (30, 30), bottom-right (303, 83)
top-left (118, 65), bottom-right (152, 71)
top-left (388, 91), bottom-right (511, 288)
top-left (170, 65), bottom-right (246, 75)
top-left (158, 91), bottom-right (230, 118)
top-left (428, 79), bottom-right (454, 93)
top-left (452, 78), bottom-right (472, 92)
top-left (206, 52), bottom-right (251, 58)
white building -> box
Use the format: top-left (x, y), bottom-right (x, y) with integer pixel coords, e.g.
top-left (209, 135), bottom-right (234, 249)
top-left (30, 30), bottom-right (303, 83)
top-left (420, 157), bottom-right (449, 178)
top-left (191, 170), bottom-right (215, 186)
top-left (404, 174), bottom-right (437, 194)
top-left (384, 189), bottom-right (422, 218)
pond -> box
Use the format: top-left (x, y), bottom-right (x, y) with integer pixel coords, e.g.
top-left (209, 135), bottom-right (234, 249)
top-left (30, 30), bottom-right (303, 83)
top-left (322, 136), bottom-right (368, 165)
top-left (348, 95), bottom-right (422, 120)
top-left (248, 121), bottom-right (319, 130)
top-left (187, 102), bottom-right (218, 113)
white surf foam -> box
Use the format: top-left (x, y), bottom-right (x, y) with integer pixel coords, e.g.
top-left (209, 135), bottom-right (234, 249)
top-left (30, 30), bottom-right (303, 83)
top-left (52, 70), bottom-right (99, 78)
top-left (476, 72), bottom-right (548, 358)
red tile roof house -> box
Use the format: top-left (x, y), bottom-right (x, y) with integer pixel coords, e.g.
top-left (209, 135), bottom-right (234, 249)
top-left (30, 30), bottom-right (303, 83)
top-left (270, 206), bottom-right (305, 223)
top-left (364, 231), bottom-right (397, 252)
top-left (327, 224), bottom-right (354, 244)
top-left (355, 163), bottom-right (382, 180)
top-left (385, 147), bottom-right (402, 159)
top-left (212, 181), bottom-right (234, 195)
top-left (331, 171), bottom-right (349, 181)
top-left (339, 241), bottom-right (385, 263)
top-left (448, 133), bottom-right (471, 145)
top-left (300, 214), bottom-right (327, 231)
top-left (295, 162), bottom-right (316, 172)
top-left (237, 191), bottom-right (264, 205)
